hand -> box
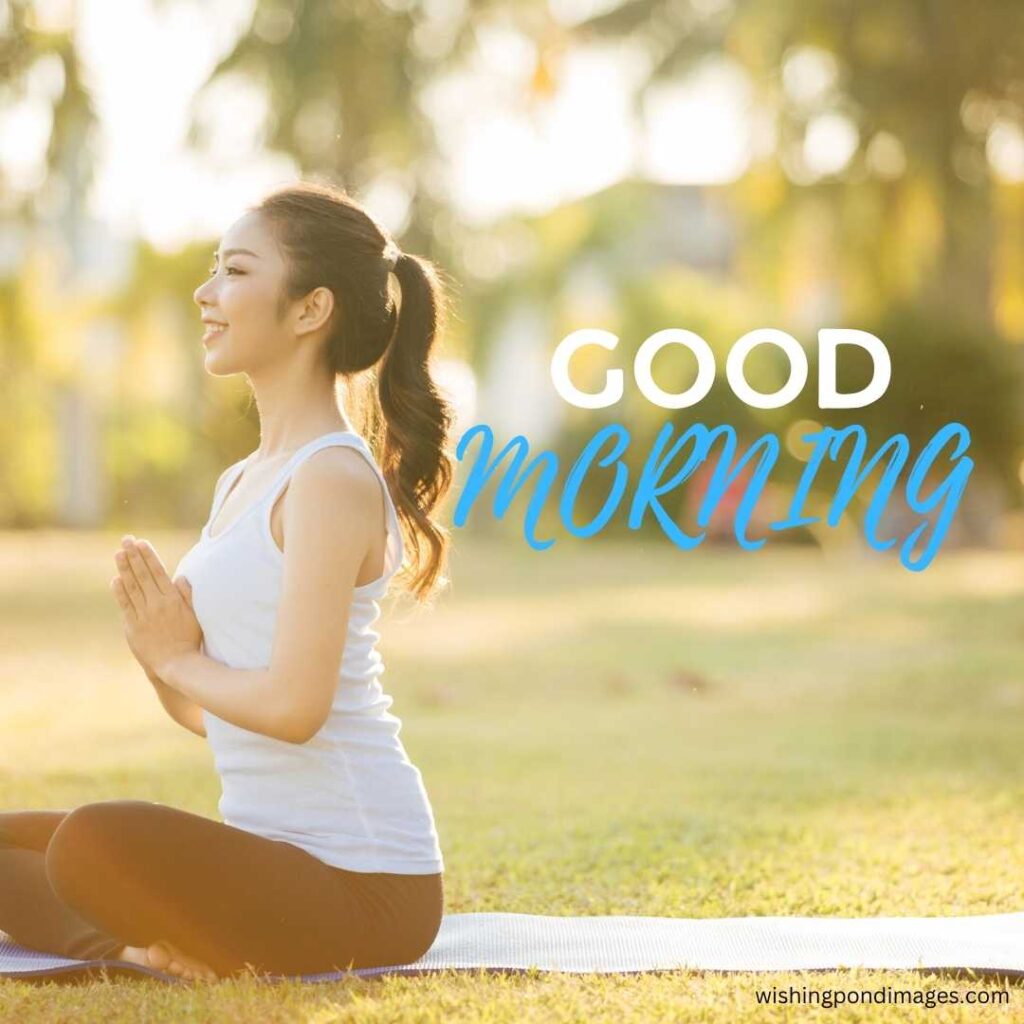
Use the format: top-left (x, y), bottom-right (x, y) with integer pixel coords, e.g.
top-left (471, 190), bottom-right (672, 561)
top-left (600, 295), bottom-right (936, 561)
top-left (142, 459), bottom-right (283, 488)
top-left (110, 535), bottom-right (203, 679)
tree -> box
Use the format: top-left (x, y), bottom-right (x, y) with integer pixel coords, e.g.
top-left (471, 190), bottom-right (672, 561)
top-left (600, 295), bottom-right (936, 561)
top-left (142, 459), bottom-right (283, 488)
top-left (183, 0), bottom-right (481, 257)
top-left (578, 0), bottom-right (1024, 327)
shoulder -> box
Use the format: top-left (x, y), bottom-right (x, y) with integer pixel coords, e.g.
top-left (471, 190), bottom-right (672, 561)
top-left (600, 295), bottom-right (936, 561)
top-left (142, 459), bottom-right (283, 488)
top-left (286, 446), bottom-right (383, 520)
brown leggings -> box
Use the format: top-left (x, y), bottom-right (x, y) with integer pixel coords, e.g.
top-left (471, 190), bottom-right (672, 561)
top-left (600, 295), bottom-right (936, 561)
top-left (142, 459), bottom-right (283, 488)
top-left (0, 800), bottom-right (443, 978)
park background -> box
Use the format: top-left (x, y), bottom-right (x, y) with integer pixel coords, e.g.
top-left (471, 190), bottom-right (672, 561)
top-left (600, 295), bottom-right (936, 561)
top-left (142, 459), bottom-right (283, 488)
top-left (2, 1), bottom-right (1024, 1021)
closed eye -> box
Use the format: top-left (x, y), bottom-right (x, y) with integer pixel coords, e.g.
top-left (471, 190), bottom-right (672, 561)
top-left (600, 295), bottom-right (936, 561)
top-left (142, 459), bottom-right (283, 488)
top-left (207, 265), bottom-right (243, 276)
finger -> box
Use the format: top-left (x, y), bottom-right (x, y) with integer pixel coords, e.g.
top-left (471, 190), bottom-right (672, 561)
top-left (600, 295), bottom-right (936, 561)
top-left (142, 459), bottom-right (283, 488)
top-left (122, 538), bottom-right (161, 597)
top-left (115, 550), bottom-right (146, 612)
top-left (134, 539), bottom-right (174, 597)
top-left (109, 576), bottom-right (136, 618)
top-left (175, 577), bottom-right (193, 605)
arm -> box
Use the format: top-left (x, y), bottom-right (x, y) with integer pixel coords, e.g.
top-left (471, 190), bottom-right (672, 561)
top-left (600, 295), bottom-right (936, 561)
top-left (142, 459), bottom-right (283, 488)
top-left (160, 449), bottom-right (380, 744)
top-left (145, 666), bottom-right (207, 737)
top-left (114, 575), bottom-right (209, 738)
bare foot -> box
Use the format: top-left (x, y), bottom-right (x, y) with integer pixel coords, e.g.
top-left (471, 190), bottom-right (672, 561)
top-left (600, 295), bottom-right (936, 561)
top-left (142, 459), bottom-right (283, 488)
top-left (115, 941), bottom-right (217, 982)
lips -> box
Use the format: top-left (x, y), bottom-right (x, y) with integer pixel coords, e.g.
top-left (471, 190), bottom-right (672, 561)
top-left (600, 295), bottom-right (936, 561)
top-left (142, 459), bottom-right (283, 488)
top-left (202, 321), bottom-right (228, 343)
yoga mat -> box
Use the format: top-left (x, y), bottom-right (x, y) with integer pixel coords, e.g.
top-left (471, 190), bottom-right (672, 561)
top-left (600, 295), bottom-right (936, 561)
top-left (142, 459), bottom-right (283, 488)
top-left (3, 911), bottom-right (1024, 984)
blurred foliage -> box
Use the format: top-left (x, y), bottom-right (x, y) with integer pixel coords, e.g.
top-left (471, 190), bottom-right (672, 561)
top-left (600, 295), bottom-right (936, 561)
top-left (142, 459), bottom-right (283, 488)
top-left (579, 0), bottom-right (1024, 323)
top-left (0, 0), bottom-right (1021, 538)
top-left (0, 0), bottom-right (99, 220)
top-left (790, 306), bottom-right (1024, 495)
top-left (186, 0), bottom-right (551, 261)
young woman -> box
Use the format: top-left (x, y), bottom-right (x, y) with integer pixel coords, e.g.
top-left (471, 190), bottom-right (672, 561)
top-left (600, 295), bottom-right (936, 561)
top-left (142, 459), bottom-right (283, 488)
top-left (0, 181), bottom-right (454, 981)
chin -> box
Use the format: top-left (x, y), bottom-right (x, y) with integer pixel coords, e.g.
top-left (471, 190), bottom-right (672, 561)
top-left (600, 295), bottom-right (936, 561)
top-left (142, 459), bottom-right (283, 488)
top-left (203, 349), bottom-right (246, 376)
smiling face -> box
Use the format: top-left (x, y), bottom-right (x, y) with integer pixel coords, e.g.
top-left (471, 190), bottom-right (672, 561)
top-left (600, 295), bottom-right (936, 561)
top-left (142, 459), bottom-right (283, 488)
top-left (192, 210), bottom-right (302, 376)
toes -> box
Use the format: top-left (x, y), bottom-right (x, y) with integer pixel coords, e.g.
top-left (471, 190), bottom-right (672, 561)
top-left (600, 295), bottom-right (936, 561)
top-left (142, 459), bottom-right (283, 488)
top-left (146, 943), bottom-right (171, 971)
top-left (146, 938), bottom-right (216, 982)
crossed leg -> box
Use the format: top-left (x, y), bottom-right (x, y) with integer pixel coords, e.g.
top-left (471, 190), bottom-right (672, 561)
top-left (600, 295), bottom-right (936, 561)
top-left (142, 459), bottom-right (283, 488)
top-left (1, 799), bottom-right (440, 979)
top-left (0, 809), bottom-right (125, 962)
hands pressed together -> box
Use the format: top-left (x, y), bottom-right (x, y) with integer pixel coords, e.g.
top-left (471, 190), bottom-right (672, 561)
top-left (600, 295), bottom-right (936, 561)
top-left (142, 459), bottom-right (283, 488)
top-left (110, 536), bottom-right (204, 680)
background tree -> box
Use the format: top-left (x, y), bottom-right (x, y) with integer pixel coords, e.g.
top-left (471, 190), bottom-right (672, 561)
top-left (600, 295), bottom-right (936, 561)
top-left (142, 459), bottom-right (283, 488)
top-left (577, 0), bottom-right (1024, 328)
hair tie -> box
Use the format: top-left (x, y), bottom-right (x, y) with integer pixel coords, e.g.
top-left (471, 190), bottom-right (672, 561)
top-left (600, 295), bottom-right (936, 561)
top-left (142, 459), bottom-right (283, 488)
top-left (383, 241), bottom-right (401, 272)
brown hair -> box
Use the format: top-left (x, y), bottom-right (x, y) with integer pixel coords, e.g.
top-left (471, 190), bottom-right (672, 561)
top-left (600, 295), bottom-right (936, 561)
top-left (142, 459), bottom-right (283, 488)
top-left (251, 180), bottom-right (455, 603)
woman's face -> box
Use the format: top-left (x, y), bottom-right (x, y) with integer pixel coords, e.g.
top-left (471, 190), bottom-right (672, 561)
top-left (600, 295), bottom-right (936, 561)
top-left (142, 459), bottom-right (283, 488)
top-left (192, 210), bottom-right (295, 376)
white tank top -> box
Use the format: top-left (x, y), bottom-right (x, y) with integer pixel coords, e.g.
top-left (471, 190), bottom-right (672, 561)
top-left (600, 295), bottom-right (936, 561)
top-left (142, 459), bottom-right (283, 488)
top-left (173, 430), bottom-right (445, 875)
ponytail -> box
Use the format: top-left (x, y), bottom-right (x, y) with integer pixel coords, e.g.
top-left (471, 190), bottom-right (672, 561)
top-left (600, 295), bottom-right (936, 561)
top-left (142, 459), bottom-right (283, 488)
top-left (376, 251), bottom-right (455, 602)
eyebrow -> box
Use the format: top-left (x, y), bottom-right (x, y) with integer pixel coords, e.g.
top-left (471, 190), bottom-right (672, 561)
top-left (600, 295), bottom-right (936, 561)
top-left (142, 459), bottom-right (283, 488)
top-left (212, 247), bottom-right (260, 260)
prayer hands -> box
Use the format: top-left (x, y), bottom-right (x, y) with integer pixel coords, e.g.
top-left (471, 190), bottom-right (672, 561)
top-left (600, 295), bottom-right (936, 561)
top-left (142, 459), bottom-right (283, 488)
top-left (110, 535), bottom-right (203, 679)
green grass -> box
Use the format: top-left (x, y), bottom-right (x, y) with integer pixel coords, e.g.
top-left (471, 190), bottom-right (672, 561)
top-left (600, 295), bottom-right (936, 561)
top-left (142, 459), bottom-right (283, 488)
top-left (1, 528), bottom-right (1022, 1022)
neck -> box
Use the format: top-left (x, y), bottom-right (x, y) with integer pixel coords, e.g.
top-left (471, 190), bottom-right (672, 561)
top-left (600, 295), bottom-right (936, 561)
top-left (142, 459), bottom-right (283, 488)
top-left (246, 359), bottom-right (355, 460)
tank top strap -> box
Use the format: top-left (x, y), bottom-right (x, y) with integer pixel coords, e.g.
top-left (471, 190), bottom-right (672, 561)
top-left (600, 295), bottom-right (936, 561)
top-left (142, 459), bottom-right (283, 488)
top-left (208, 456), bottom-right (250, 525)
top-left (258, 431), bottom-right (406, 580)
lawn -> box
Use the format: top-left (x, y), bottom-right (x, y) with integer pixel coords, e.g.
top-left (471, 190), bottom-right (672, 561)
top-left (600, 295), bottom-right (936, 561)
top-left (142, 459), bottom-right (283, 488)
top-left (1, 528), bottom-right (1022, 1022)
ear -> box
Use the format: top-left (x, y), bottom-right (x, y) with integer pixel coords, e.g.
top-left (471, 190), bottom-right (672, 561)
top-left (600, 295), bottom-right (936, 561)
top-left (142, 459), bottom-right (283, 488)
top-left (295, 285), bottom-right (335, 336)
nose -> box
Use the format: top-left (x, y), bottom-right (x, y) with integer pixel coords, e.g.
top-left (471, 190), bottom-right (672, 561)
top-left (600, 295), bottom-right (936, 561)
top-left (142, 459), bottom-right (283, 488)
top-left (193, 274), bottom-right (214, 307)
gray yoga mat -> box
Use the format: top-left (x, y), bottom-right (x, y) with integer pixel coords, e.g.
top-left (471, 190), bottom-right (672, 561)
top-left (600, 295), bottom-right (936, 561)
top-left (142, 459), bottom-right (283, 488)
top-left (2, 911), bottom-right (1024, 984)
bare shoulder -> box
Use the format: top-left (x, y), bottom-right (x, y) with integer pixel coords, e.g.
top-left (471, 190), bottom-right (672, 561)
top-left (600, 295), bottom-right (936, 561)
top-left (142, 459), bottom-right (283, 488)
top-left (287, 446), bottom-right (383, 520)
